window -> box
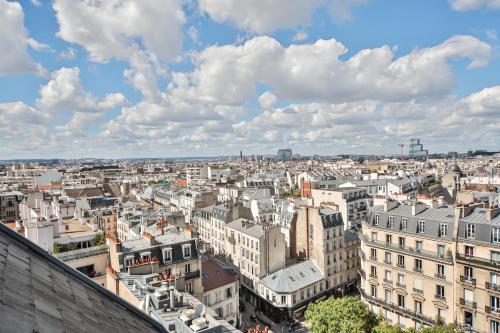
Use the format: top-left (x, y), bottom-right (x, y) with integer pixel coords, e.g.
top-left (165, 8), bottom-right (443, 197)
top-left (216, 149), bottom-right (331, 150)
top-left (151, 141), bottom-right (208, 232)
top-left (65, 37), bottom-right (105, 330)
top-left (386, 234), bottom-right (392, 245)
top-left (439, 224), bottom-right (448, 237)
top-left (414, 278), bottom-right (423, 292)
top-left (436, 285), bottom-right (445, 299)
top-left (491, 272), bottom-right (500, 286)
top-left (388, 216), bottom-right (394, 228)
top-left (415, 259), bottom-right (422, 272)
top-left (493, 228), bottom-right (500, 243)
top-left (398, 294), bottom-right (405, 308)
top-left (415, 300), bottom-right (422, 314)
top-left (416, 240), bottom-right (423, 252)
top-left (399, 237), bottom-right (405, 248)
top-left (281, 295), bottom-right (286, 304)
top-left (162, 248), bottom-right (172, 262)
top-left (465, 245), bottom-right (474, 258)
top-left (186, 281), bottom-right (193, 293)
top-left (374, 215), bottom-right (379, 226)
top-left (370, 265), bottom-right (377, 277)
top-left (492, 251), bottom-right (500, 264)
top-left (491, 320), bottom-right (500, 333)
top-left (371, 232), bottom-right (378, 242)
top-left (185, 263), bottom-right (191, 274)
top-left (183, 244), bottom-right (192, 258)
top-left (464, 289), bottom-right (474, 303)
top-left (437, 264), bottom-right (445, 278)
top-left (385, 289), bottom-right (392, 303)
top-left (438, 245), bottom-right (445, 257)
top-left (492, 296), bottom-right (500, 310)
top-left (397, 273), bottom-right (405, 287)
top-left (401, 218), bottom-right (408, 230)
top-left (370, 248), bottom-right (377, 260)
top-left (384, 252), bottom-right (392, 264)
top-left (385, 270), bottom-right (392, 282)
top-left (141, 252), bottom-right (151, 260)
top-left (417, 220), bottom-right (425, 233)
top-left (397, 255), bottom-right (405, 268)
top-left (124, 256), bottom-right (134, 267)
top-left (371, 284), bottom-right (377, 297)
top-left (464, 266), bottom-right (473, 279)
top-left (466, 224), bottom-right (475, 239)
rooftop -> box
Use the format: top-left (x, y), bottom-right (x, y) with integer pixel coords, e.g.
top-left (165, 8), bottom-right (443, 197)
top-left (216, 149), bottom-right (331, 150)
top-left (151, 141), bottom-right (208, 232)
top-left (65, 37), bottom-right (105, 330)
top-left (260, 259), bottom-right (324, 293)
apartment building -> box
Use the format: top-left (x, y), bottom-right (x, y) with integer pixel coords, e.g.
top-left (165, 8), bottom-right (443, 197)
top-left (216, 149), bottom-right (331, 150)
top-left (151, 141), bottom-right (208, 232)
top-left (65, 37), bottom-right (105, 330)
top-left (224, 218), bottom-right (286, 304)
top-left (454, 205), bottom-right (500, 333)
top-left (197, 203), bottom-right (253, 255)
top-left (201, 259), bottom-right (239, 325)
top-left (360, 200), bottom-right (456, 330)
top-left (0, 191), bottom-right (23, 223)
top-left (107, 226), bottom-right (203, 299)
top-left (294, 206), bottom-right (358, 292)
top-left (311, 187), bottom-right (372, 230)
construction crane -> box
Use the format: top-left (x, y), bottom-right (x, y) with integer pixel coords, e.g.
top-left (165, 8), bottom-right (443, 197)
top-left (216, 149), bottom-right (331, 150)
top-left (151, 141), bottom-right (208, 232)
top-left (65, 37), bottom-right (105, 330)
top-left (398, 143), bottom-right (405, 160)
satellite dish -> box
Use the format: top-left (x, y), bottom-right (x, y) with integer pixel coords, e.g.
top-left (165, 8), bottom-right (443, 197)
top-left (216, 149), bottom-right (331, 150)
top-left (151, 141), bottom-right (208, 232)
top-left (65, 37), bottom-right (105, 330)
top-left (194, 303), bottom-right (206, 317)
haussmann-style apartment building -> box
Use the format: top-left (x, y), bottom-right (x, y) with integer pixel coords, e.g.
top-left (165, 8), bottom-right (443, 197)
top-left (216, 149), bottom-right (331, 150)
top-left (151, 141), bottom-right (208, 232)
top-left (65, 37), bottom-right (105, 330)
top-left (360, 199), bottom-right (500, 333)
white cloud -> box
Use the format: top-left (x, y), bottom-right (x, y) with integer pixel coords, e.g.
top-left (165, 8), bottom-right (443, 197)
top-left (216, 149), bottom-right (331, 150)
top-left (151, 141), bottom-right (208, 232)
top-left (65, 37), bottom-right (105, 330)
top-left (461, 85), bottom-right (500, 116)
top-left (449, 0), bottom-right (500, 11)
top-left (53, 0), bottom-right (186, 100)
top-left (58, 47), bottom-right (77, 60)
top-left (169, 35), bottom-right (492, 105)
top-left (27, 38), bottom-right (51, 52)
top-left (188, 26), bottom-right (199, 43)
top-left (199, 0), bottom-right (325, 34)
top-left (292, 31), bottom-right (308, 42)
top-left (330, 0), bottom-right (369, 20)
top-left (0, 0), bottom-right (45, 76)
top-left (258, 91), bottom-right (278, 109)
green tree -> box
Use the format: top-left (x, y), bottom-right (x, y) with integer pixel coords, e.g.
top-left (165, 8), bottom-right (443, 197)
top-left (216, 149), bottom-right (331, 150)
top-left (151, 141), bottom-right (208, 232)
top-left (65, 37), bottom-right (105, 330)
top-left (417, 324), bottom-right (463, 333)
top-left (305, 297), bottom-right (379, 333)
top-left (373, 322), bottom-right (408, 333)
top-left (53, 243), bottom-right (62, 254)
top-left (94, 233), bottom-right (106, 246)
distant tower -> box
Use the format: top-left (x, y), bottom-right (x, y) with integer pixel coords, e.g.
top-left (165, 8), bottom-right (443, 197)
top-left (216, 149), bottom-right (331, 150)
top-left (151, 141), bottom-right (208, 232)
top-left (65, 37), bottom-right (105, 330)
top-left (240, 150), bottom-right (243, 163)
top-left (398, 143), bottom-right (405, 160)
top-left (408, 138), bottom-right (428, 161)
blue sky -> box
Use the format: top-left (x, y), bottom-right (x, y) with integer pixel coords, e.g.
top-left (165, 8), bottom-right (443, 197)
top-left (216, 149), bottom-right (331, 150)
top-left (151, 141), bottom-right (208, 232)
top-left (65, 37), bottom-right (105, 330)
top-left (0, 0), bottom-right (499, 158)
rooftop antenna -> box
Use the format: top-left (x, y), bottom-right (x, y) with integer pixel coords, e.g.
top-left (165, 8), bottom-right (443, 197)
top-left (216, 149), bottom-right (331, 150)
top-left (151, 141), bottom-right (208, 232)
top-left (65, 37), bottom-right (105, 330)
top-left (194, 303), bottom-right (206, 317)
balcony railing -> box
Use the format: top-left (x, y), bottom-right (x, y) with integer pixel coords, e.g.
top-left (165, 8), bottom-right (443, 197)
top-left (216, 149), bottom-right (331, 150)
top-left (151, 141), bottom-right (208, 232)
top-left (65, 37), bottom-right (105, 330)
top-left (486, 306), bottom-right (500, 317)
top-left (435, 294), bottom-right (446, 301)
top-left (460, 275), bottom-right (476, 286)
top-left (486, 282), bottom-right (500, 292)
top-left (54, 244), bottom-right (108, 262)
top-left (414, 267), bottom-right (423, 273)
top-left (413, 288), bottom-right (423, 294)
top-left (360, 234), bottom-right (453, 263)
top-left (184, 270), bottom-right (200, 280)
top-left (435, 273), bottom-right (446, 280)
top-left (456, 253), bottom-right (500, 270)
top-left (358, 285), bottom-right (435, 326)
top-left (459, 298), bottom-right (477, 309)
top-left (384, 278), bottom-right (392, 284)
top-left (396, 282), bottom-right (406, 288)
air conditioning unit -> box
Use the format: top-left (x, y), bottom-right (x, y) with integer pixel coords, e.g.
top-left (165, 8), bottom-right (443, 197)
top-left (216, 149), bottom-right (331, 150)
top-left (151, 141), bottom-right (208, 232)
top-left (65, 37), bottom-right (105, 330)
top-left (190, 317), bottom-right (208, 331)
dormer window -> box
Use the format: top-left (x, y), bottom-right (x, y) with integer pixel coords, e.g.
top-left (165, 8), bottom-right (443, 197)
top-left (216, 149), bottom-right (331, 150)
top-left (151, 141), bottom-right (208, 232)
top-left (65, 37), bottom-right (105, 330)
top-left (162, 248), bottom-right (172, 262)
top-left (374, 215), bottom-right (379, 226)
top-left (388, 216), bottom-right (394, 228)
top-left (124, 255), bottom-right (134, 267)
top-left (141, 251), bottom-right (151, 261)
top-left (183, 244), bottom-right (192, 258)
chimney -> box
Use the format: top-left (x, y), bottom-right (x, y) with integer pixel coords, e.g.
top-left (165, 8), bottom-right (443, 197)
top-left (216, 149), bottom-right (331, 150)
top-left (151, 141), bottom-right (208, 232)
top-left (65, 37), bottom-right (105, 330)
top-left (384, 198), bottom-right (398, 212)
top-left (143, 232), bottom-right (156, 246)
top-left (487, 205), bottom-right (500, 221)
top-left (169, 286), bottom-right (175, 310)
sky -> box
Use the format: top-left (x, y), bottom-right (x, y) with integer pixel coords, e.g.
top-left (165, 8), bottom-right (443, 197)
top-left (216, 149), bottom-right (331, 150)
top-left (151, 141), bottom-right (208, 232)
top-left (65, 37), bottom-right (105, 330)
top-left (0, 0), bottom-right (500, 159)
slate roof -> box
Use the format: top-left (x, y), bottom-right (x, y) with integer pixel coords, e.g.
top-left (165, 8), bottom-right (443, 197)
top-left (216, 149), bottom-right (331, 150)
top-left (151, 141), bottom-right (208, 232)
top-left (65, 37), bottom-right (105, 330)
top-left (0, 223), bottom-right (166, 333)
top-left (201, 259), bottom-right (237, 292)
top-left (260, 259), bottom-right (324, 294)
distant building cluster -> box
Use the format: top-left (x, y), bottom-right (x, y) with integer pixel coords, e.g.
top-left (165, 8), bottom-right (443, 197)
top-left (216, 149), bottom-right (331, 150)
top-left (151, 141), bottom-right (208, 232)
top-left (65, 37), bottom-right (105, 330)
top-left (0, 151), bottom-right (500, 332)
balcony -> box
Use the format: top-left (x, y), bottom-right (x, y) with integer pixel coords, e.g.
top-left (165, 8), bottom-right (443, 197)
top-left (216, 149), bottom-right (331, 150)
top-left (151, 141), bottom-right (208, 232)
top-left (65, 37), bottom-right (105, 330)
top-left (54, 244), bottom-right (108, 262)
top-left (383, 259), bottom-right (392, 265)
top-left (184, 270), bottom-right (200, 280)
top-left (384, 278), bottom-right (392, 284)
top-left (369, 273), bottom-right (378, 279)
top-left (228, 236), bottom-right (236, 245)
top-left (435, 273), bottom-right (446, 280)
top-left (360, 234), bottom-right (453, 264)
top-left (459, 298), bottom-right (477, 309)
top-left (486, 306), bottom-right (500, 317)
top-left (460, 275), bottom-right (476, 286)
top-left (413, 288), bottom-right (423, 294)
top-left (370, 256), bottom-right (377, 261)
top-left (486, 282), bottom-right (500, 292)
top-left (435, 294), bottom-right (446, 302)
top-left (358, 286), bottom-right (436, 326)
top-left (413, 267), bottom-right (423, 273)
top-left (397, 263), bottom-right (405, 269)
top-left (396, 282), bottom-right (406, 288)
top-left (456, 253), bottom-right (500, 270)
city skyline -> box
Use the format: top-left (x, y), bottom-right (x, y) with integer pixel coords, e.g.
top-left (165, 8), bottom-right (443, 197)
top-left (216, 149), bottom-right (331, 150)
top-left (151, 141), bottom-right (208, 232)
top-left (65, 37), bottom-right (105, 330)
top-left (1, 0), bottom-right (500, 159)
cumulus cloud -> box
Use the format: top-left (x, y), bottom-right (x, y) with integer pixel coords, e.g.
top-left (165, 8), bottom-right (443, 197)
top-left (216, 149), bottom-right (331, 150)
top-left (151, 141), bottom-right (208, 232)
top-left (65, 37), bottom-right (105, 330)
top-left (292, 31), bottom-right (309, 42)
top-left (449, 0), bottom-right (500, 11)
top-left (168, 35), bottom-right (492, 105)
top-left (199, 0), bottom-right (325, 34)
top-left (258, 92), bottom-right (278, 109)
top-left (53, 0), bottom-right (186, 100)
top-left (0, 0), bottom-right (45, 76)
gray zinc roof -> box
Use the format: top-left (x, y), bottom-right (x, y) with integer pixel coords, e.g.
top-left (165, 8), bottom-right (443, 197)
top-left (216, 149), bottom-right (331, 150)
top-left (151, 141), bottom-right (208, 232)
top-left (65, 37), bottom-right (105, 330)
top-left (0, 223), bottom-right (166, 333)
top-left (260, 259), bottom-right (324, 294)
